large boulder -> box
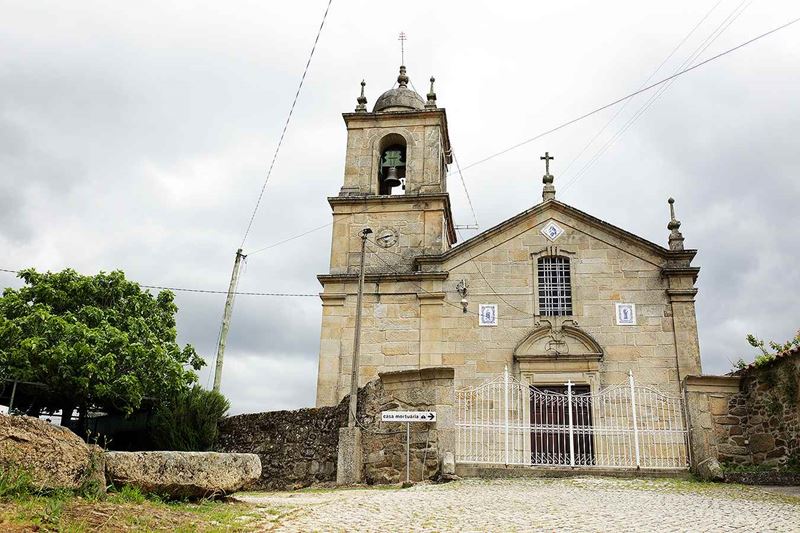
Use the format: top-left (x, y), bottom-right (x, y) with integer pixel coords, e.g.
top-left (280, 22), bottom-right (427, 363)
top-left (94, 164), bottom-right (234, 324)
top-left (104, 451), bottom-right (261, 499)
top-left (0, 414), bottom-right (105, 491)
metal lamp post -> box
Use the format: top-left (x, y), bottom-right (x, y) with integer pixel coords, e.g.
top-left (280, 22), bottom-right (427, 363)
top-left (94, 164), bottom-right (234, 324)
top-left (348, 227), bottom-right (372, 427)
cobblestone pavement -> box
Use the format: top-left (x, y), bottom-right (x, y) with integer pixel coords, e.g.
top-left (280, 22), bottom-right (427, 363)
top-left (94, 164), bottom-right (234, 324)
top-left (241, 477), bottom-right (800, 532)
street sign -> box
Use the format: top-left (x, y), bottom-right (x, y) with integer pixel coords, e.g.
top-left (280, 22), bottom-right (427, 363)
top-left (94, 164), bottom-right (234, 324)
top-left (381, 411), bottom-right (436, 422)
top-left (381, 410), bottom-right (437, 483)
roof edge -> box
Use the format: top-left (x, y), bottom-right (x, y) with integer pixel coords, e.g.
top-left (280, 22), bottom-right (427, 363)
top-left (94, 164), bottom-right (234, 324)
top-left (415, 199), bottom-right (693, 268)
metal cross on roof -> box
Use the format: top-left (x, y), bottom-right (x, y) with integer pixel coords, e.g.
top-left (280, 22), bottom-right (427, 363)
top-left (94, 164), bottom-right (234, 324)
top-left (540, 151), bottom-right (554, 175)
top-left (398, 32), bottom-right (407, 65)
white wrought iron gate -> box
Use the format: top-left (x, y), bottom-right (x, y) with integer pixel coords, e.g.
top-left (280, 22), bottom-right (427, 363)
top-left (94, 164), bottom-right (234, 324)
top-left (456, 368), bottom-right (689, 469)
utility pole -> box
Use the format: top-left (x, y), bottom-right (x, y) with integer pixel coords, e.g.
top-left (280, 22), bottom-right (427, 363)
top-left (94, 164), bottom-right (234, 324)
top-left (213, 248), bottom-right (246, 392)
top-left (348, 227), bottom-right (372, 427)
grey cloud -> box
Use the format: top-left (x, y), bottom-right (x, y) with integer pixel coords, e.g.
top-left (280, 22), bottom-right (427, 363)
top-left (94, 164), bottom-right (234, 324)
top-left (1, 0), bottom-right (798, 412)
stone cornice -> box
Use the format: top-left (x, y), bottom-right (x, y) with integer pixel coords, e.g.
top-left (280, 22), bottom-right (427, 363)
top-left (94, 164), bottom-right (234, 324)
top-left (662, 267), bottom-right (701, 279)
top-left (666, 288), bottom-right (699, 303)
top-left (379, 366), bottom-right (455, 384)
top-left (328, 193), bottom-right (457, 246)
top-left (416, 292), bottom-right (446, 302)
top-left (319, 293), bottom-right (347, 305)
top-left (515, 353), bottom-right (603, 363)
top-left (414, 200), bottom-right (697, 270)
top-left (317, 271), bottom-right (449, 286)
top-left (683, 374), bottom-right (742, 393)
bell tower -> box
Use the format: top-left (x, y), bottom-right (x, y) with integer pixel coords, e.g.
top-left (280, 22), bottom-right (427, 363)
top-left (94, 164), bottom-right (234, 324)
top-left (327, 66), bottom-right (456, 275)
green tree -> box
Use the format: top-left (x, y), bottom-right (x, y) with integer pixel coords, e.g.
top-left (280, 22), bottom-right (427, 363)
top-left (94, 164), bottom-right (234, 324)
top-left (0, 268), bottom-right (204, 425)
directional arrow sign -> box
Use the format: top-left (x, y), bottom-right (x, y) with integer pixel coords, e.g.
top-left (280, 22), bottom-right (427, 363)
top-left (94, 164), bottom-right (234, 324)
top-left (381, 411), bottom-right (436, 422)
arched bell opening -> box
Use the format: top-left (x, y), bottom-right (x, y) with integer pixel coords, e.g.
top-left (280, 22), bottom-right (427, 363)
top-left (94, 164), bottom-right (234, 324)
top-left (377, 133), bottom-right (407, 195)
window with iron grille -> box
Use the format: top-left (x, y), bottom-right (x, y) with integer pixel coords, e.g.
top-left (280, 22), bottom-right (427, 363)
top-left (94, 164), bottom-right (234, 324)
top-left (537, 256), bottom-right (572, 316)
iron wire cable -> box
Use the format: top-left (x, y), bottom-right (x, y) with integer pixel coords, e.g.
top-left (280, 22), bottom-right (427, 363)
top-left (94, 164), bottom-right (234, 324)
top-left (0, 268), bottom-right (317, 297)
top-left (239, 0), bottom-right (333, 248)
top-left (452, 150), bottom-right (479, 228)
top-left (561, 0), bottom-right (752, 194)
top-left (447, 15), bottom-right (800, 180)
top-left (246, 221), bottom-right (333, 256)
top-left (558, 0), bottom-right (724, 180)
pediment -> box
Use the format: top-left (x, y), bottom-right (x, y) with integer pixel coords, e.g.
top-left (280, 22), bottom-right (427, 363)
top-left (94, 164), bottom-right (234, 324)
top-left (414, 200), bottom-right (697, 271)
top-left (513, 319), bottom-right (603, 361)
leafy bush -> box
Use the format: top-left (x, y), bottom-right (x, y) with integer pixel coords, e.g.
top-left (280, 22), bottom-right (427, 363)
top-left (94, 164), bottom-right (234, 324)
top-left (151, 386), bottom-right (230, 451)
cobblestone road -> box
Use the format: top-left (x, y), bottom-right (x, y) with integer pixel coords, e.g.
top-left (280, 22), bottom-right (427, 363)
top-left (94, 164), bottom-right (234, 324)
top-left (241, 477), bottom-right (800, 532)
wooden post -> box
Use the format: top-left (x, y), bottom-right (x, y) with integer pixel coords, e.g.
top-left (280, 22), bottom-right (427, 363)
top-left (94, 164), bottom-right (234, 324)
top-left (213, 248), bottom-right (246, 392)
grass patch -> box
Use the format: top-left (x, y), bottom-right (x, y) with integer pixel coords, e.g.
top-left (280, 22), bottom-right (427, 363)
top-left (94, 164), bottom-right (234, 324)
top-left (0, 464), bottom-right (36, 499)
top-left (0, 463), bottom-right (264, 531)
top-left (1, 494), bottom-right (262, 532)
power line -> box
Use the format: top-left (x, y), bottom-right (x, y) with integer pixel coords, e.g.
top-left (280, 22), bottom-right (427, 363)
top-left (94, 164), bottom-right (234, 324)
top-left (452, 150), bottom-right (479, 228)
top-left (363, 240), bottom-right (482, 317)
top-left (558, 0), bottom-right (724, 181)
top-left (140, 285), bottom-right (317, 297)
top-left (453, 228), bottom-right (536, 318)
top-left (246, 221), bottom-right (333, 256)
top-left (364, 238), bottom-right (536, 319)
top-left (448, 15), bottom-right (800, 179)
top-left (0, 268), bottom-right (317, 297)
top-left (239, 0), bottom-right (334, 248)
top-left (246, 200), bottom-right (429, 257)
top-left (560, 0), bottom-right (752, 195)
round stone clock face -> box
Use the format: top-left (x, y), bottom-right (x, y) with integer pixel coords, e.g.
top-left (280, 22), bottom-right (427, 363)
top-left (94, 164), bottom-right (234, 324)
top-left (376, 228), bottom-right (398, 248)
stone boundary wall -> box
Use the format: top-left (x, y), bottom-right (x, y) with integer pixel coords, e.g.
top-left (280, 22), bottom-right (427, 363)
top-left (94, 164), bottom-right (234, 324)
top-left (216, 367), bottom-right (455, 489)
top-left (723, 355), bottom-right (799, 468)
top-left (684, 375), bottom-right (742, 479)
top-left (217, 403), bottom-right (347, 490)
top-left (360, 367), bottom-right (454, 484)
top-left (685, 354), bottom-right (800, 480)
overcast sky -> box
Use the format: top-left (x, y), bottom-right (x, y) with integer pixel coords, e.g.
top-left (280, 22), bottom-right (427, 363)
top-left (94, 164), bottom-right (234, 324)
top-left (2, 1), bottom-right (798, 414)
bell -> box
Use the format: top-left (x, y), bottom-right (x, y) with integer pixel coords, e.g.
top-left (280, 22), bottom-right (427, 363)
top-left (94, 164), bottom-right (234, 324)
top-left (383, 166), bottom-right (402, 188)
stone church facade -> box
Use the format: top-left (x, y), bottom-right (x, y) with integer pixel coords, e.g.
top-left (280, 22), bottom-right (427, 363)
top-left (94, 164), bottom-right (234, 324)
top-left (314, 67), bottom-right (702, 408)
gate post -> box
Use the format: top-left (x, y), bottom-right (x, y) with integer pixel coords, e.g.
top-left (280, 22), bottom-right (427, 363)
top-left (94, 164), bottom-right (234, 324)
top-left (629, 370), bottom-right (641, 468)
top-left (566, 380), bottom-right (575, 467)
top-left (504, 365), bottom-right (509, 465)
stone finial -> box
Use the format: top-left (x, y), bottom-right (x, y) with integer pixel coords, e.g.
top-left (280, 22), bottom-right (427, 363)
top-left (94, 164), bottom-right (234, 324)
top-left (397, 65), bottom-right (409, 88)
top-left (425, 76), bottom-right (437, 109)
top-left (667, 197), bottom-right (685, 251)
top-left (355, 80), bottom-right (368, 112)
top-left (541, 152), bottom-right (555, 201)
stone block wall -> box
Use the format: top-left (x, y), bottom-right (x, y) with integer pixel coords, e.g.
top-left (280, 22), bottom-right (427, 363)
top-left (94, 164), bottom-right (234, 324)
top-left (316, 202), bottom-right (702, 408)
top-left (720, 355), bottom-right (800, 467)
top-left (685, 354), bottom-right (800, 479)
top-left (216, 404), bottom-right (346, 490)
top-left (684, 375), bottom-right (742, 478)
top-left (217, 367), bottom-right (455, 489)
top-left (359, 367), bottom-right (454, 484)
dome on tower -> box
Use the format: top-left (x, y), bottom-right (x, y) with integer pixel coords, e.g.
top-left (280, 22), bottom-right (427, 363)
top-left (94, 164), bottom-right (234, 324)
top-left (373, 66), bottom-right (425, 112)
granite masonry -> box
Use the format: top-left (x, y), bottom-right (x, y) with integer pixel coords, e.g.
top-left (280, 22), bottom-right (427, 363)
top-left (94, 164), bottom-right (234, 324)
top-left (684, 347), bottom-right (800, 482)
top-left (315, 66), bottom-right (701, 410)
top-left (216, 367), bottom-right (455, 489)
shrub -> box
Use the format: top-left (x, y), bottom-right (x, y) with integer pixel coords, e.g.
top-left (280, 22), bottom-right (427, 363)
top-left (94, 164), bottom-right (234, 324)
top-left (151, 386), bottom-right (230, 451)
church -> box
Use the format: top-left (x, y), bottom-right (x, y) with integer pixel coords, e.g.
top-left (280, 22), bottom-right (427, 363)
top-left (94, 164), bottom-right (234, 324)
top-left (314, 65), bottom-right (702, 412)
